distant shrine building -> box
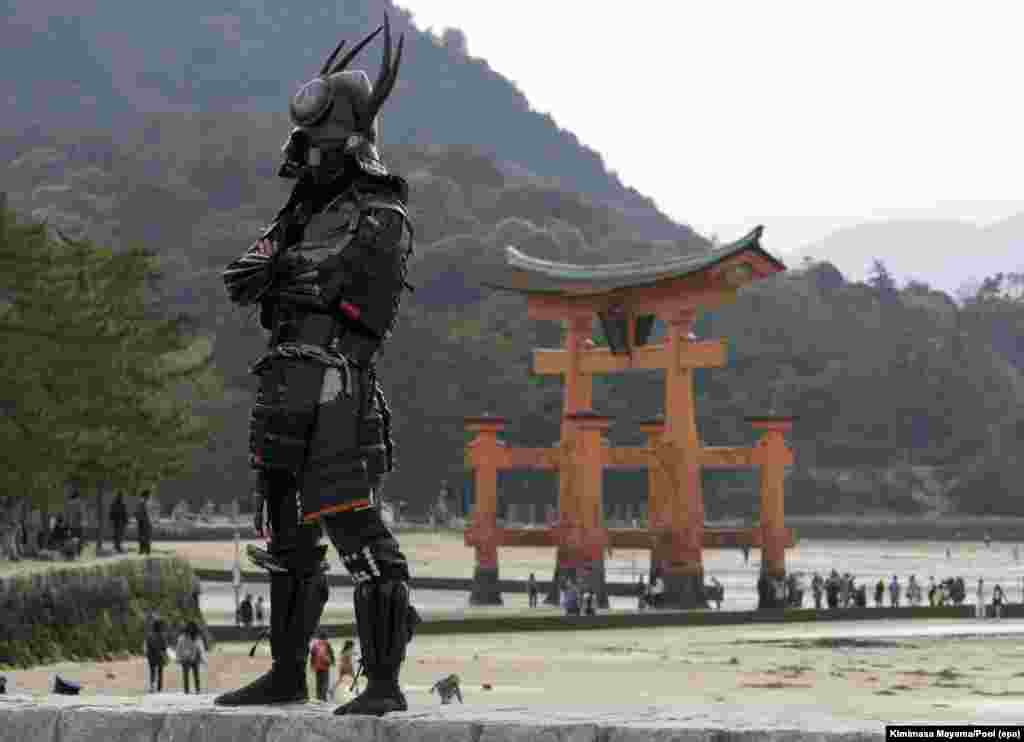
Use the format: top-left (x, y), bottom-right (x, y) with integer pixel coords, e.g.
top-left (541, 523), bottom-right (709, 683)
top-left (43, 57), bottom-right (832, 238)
top-left (464, 226), bottom-right (795, 609)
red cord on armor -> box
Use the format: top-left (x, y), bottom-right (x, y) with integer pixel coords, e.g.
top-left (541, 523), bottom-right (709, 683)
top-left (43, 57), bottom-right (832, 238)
top-left (339, 300), bottom-right (361, 320)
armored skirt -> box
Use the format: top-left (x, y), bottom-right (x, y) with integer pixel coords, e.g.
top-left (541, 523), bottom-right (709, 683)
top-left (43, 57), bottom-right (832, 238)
top-left (248, 318), bottom-right (392, 522)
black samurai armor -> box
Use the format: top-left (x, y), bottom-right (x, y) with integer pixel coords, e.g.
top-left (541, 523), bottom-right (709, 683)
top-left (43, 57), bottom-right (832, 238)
top-left (216, 16), bottom-right (420, 715)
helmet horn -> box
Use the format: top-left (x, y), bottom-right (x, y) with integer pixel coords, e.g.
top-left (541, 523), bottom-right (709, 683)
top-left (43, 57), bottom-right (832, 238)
top-left (328, 24), bottom-right (383, 75)
top-left (365, 15), bottom-right (404, 123)
top-left (319, 38), bottom-right (347, 76)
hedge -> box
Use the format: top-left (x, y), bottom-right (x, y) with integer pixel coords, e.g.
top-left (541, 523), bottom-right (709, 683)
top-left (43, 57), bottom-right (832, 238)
top-left (0, 556), bottom-right (206, 668)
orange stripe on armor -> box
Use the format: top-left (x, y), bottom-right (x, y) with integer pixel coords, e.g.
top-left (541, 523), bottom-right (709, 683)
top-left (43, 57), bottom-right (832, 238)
top-left (302, 499), bottom-right (373, 522)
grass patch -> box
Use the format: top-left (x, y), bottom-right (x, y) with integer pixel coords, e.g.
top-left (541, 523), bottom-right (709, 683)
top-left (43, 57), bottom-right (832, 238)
top-left (890, 684), bottom-right (915, 691)
top-left (0, 544), bottom-right (171, 579)
top-left (741, 681), bottom-right (813, 689)
top-left (875, 689), bottom-right (898, 696)
top-left (972, 690), bottom-right (1024, 698)
top-left (738, 638), bottom-right (908, 650)
top-left (778, 664), bottom-right (814, 674)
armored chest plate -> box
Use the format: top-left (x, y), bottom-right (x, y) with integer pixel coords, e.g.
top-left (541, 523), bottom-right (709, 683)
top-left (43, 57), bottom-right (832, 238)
top-left (299, 195), bottom-right (361, 257)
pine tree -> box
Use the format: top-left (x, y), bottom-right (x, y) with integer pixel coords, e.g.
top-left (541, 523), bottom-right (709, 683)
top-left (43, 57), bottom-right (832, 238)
top-left (0, 206), bottom-right (221, 538)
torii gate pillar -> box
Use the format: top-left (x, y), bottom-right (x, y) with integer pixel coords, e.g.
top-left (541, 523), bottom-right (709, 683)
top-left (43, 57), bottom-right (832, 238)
top-left (465, 415), bottom-right (506, 605)
top-left (748, 415), bottom-right (795, 608)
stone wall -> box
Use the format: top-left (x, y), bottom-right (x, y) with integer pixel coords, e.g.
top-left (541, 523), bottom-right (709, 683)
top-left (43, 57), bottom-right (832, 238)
top-left (0, 696), bottom-right (882, 741)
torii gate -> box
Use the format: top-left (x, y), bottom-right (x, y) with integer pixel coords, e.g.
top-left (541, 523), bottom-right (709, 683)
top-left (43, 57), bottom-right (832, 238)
top-left (464, 226), bottom-right (796, 609)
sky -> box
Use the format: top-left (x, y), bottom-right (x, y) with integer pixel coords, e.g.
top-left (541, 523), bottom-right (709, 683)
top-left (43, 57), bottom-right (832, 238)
top-left (397, 1), bottom-right (1024, 254)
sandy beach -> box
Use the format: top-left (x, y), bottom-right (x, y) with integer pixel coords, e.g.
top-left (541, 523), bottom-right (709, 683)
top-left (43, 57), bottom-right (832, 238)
top-left (5, 618), bottom-right (1023, 724)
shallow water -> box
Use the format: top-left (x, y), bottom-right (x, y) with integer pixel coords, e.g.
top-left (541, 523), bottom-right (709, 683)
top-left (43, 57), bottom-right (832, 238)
top-left (692, 538), bottom-right (1024, 610)
top-left (202, 538), bottom-right (1024, 616)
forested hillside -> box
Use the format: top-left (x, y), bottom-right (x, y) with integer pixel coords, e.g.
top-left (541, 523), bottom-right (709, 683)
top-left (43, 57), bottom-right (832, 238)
top-left (4, 119), bottom-right (1023, 516)
top-left (0, 0), bottom-right (690, 240)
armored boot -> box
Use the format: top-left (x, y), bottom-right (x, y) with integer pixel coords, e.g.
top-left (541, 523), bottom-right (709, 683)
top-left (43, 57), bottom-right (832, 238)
top-left (214, 566), bottom-right (327, 706)
top-left (215, 480), bottom-right (328, 707)
top-left (334, 577), bottom-right (419, 715)
top-left (322, 509), bottom-right (420, 717)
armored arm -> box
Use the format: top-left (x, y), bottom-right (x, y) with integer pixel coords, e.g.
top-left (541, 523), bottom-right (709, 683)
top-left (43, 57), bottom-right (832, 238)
top-left (222, 223), bottom-right (283, 306)
top-left (222, 178), bottom-right (316, 307)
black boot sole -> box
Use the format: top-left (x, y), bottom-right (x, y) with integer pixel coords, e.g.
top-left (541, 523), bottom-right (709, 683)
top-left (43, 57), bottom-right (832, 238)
top-left (333, 691), bottom-right (408, 716)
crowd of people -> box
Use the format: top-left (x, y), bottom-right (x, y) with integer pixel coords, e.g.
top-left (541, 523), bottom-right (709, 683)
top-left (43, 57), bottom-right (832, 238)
top-left (798, 570), bottom-right (1009, 617)
top-left (525, 572), bottom-right (602, 615)
top-left (6, 491), bottom-right (154, 561)
top-left (143, 615), bottom-right (360, 700)
top-left (523, 570), bottom-right (727, 612)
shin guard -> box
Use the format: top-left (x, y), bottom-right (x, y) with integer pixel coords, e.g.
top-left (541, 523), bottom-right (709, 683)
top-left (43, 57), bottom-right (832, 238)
top-left (323, 509), bottom-right (420, 716)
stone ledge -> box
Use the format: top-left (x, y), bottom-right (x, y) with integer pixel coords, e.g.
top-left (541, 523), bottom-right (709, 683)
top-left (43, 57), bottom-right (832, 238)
top-left (0, 695), bottom-right (884, 742)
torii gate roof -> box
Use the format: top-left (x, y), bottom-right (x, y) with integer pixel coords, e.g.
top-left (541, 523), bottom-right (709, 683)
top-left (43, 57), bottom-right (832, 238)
top-left (482, 225), bottom-right (785, 296)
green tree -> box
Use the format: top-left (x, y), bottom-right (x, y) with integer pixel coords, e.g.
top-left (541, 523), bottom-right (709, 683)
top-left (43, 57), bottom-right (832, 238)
top-left (0, 207), bottom-right (220, 542)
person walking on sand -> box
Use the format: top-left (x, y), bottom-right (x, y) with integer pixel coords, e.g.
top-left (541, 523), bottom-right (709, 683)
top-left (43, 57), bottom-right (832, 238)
top-left (874, 579), bottom-right (885, 608)
top-left (564, 577), bottom-right (581, 616)
top-left (135, 491), bottom-right (153, 555)
top-left (110, 494), bottom-right (129, 554)
top-left (309, 631), bottom-right (335, 702)
top-left (255, 595), bottom-right (266, 626)
top-left (144, 618), bottom-right (169, 692)
top-left (709, 576), bottom-right (724, 610)
top-left (889, 575), bottom-right (901, 608)
top-left (637, 576), bottom-right (647, 611)
top-left (811, 573), bottom-right (823, 610)
top-left (992, 584), bottom-right (1005, 620)
top-left (176, 621), bottom-right (207, 694)
top-left (331, 640), bottom-right (357, 697)
top-left (238, 594), bottom-right (255, 628)
top-left (527, 573), bottom-right (539, 609)
top-left (649, 573), bottom-right (665, 609)
top-left (976, 578), bottom-right (985, 619)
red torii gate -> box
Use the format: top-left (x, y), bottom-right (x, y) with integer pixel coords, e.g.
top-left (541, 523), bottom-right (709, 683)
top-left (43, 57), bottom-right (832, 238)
top-left (465, 226), bottom-right (795, 608)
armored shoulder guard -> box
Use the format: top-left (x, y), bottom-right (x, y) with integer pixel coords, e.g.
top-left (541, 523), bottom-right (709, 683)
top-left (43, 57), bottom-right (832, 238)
top-left (336, 188), bottom-right (414, 340)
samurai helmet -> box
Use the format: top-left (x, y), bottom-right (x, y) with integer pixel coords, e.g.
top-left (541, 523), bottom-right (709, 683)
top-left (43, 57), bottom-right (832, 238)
top-left (279, 16), bottom-right (404, 181)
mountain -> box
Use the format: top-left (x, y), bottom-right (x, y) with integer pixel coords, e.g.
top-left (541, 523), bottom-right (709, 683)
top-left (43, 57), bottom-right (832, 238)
top-left (4, 0), bottom-right (1024, 517)
top-left (791, 216), bottom-right (1024, 298)
top-left (0, 0), bottom-right (700, 244)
